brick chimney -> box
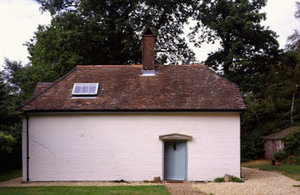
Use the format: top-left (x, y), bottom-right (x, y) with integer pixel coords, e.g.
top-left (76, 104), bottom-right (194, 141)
top-left (142, 27), bottom-right (155, 70)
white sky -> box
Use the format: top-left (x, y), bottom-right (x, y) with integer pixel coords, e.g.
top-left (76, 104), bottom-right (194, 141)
top-left (0, 0), bottom-right (299, 67)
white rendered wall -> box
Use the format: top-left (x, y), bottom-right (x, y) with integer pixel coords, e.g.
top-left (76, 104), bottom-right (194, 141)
top-left (22, 112), bottom-right (240, 181)
top-left (22, 116), bottom-right (27, 182)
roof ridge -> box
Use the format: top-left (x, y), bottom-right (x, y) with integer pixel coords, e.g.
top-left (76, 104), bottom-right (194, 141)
top-left (19, 67), bottom-right (78, 111)
top-left (76, 65), bottom-right (143, 68)
top-left (75, 64), bottom-right (206, 68)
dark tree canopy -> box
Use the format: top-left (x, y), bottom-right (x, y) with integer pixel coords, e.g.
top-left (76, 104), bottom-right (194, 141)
top-left (0, 64), bottom-right (23, 172)
top-left (191, 0), bottom-right (279, 81)
top-left (28, 0), bottom-right (197, 81)
top-left (239, 2), bottom-right (300, 161)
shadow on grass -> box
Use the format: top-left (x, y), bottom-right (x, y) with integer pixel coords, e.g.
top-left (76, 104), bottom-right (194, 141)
top-left (0, 170), bottom-right (22, 182)
top-left (242, 160), bottom-right (300, 181)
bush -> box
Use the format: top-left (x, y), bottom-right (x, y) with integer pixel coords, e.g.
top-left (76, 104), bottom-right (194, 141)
top-left (0, 131), bottom-right (16, 153)
top-left (214, 177), bottom-right (225, 182)
top-left (284, 127), bottom-right (300, 165)
top-left (214, 176), bottom-right (244, 183)
top-left (232, 176), bottom-right (244, 183)
top-left (0, 131), bottom-right (21, 173)
top-left (272, 149), bottom-right (288, 162)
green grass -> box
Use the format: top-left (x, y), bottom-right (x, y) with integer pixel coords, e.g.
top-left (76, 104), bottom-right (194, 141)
top-left (0, 170), bottom-right (22, 182)
top-left (242, 161), bottom-right (300, 181)
top-left (0, 185), bottom-right (170, 195)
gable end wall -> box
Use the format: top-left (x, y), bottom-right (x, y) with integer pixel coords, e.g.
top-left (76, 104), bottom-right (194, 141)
top-left (22, 112), bottom-right (240, 181)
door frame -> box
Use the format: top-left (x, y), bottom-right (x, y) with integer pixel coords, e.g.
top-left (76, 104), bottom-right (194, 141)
top-left (162, 141), bottom-right (188, 181)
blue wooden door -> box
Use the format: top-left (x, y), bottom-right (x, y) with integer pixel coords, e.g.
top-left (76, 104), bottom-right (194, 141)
top-left (164, 142), bottom-right (187, 180)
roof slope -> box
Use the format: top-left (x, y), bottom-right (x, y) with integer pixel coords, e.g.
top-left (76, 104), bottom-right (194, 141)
top-left (264, 126), bottom-right (299, 140)
top-left (32, 82), bottom-right (53, 97)
top-left (20, 64), bottom-right (245, 111)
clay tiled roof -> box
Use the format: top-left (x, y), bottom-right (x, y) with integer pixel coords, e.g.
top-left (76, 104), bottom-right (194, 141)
top-left (264, 126), bottom-right (299, 140)
top-left (20, 64), bottom-right (245, 111)
top-left (32, 82), bottom-right (54, 97)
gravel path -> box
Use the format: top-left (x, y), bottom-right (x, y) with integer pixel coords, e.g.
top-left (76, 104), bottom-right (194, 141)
top-left (193, 167), bottom-right (300, 195)
top-left (1, 167), bottom-right (299, 195)
top-left (166, 183), bottom-right (204, 195)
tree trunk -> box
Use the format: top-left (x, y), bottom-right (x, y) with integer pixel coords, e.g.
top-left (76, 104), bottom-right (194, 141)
top-left (290, 84), bottom-right (298, 125)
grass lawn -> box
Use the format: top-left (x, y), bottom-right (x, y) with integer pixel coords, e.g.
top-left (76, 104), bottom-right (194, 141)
top-left (0, 186), bottom-right (170, 195)
top-left (0, 170), bottom-right (22, 182)
top-left (242, 160), bottom-right (300, 181)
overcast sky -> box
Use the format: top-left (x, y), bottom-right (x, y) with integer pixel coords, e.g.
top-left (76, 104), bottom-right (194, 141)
top-left (0, 0), bottom-right (299, 67)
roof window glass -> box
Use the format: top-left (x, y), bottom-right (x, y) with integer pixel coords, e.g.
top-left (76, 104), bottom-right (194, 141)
top-left (142, 70), bottom-right (156, 76)
top-left (72, 83), bottom-right (99, 95)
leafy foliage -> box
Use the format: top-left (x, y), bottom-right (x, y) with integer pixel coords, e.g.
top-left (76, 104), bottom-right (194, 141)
top-left (214, 177), bottom-right (225, 182)
top-left (272, 149), bottom-right (288, 162)
top-left (28, 0), bottom-right (197, 82)
top-left (284, 127), bottom-right (300, 164)
top-left (191, 0), bottom-right (279, 93)
top-left (241, 50), bottom-right (300, 161)
top-left (232, 176), bottom-right (244, 183)
top-left (0, 132), bottom-right (16, 154)
top-left (0, 70), bottom-right (22, 172)
top-left (213, 176), bottom-right (244, 183)
top-left (241, 1), bottom-right (300, 161)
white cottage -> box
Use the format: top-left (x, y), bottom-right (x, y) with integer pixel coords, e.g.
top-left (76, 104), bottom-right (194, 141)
top-left (20, 29), bottom-right (245, 182)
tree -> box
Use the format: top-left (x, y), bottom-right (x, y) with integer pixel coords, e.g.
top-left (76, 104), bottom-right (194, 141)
top-left (240, 0), bottom-right (300, 160)
top-left (0, 71), bottom-right (20, 172)
top-left (281, 1), bottom-right (300, 125)
top-left (191, 0), bottom-right (279, 92)
top-left (27, 0), bottom-right (197, 81)
top-left (2, 58), bottom-right (36, 102)
top-left (285, 1), bottom-right (300, 52)
top-left (284, 127), bottom-right (300, 164)
top-left (0, 71), bottom-right (11, 127)
top-left (1, 59), bottom-right (31, 141)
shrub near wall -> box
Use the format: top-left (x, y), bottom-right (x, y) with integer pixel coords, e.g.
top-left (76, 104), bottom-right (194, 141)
top-left (284, 127), bottom-right (300, 165)
top-left (0, 131), bottom-right (21, 173)
top-left (272, 150), bottom-right (288, 162)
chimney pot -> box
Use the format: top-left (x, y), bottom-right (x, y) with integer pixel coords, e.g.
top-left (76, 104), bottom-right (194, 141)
top-left (142, 27), bottom-right (155, 70)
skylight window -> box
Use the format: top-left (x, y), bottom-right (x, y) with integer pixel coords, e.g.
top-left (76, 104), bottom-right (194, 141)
top-left (72, 83), bottom-right (99, 95)
top-left (142, 70), bottom-right (156, 76)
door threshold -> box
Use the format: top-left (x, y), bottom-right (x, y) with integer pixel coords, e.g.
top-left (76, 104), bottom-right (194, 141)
top-left (164, 180), bottom-right (184, 183)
